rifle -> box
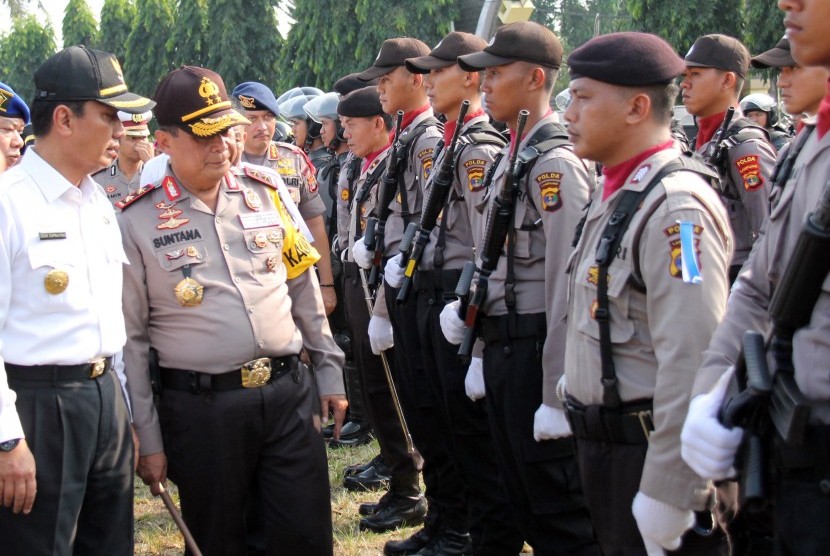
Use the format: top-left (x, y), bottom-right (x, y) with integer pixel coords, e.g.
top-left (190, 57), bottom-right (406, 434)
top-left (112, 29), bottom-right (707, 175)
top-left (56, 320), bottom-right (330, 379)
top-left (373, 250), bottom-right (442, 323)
top-left (720, 178), bottom-right (830, 506)
top-left (365, 110), bottom-right (405, 290)
top-left (457, 110), bottom-right (529, 363)
top-left (702, 106), bottom-right (735, 177)
top-left (397, 100), bottom-right (470, 304)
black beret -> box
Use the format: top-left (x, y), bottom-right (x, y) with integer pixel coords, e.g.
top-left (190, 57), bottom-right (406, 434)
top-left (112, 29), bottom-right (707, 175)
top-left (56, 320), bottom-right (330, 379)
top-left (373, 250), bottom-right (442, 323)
top-left (568, 32), bottom-right (686, 86)
top-left (337, 87), bottom-right (384, 118)
top-left (334, 73), bottom-right (376, 96)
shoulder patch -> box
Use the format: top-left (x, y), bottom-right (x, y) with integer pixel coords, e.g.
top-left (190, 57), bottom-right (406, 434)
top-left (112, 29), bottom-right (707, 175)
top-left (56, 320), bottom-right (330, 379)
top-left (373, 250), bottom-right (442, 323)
top-left (735, 155), bottom-right (763, 191)
top-left (536, 171), bottom-right (563, 212)
top-left (244, 166), bottom-right (278, 189)
top-left (464, 158), bottom-right (487, 192)
top-left (115, 183), bottom-right (155, 211)
top-left (269, 142), bottom-right (279, 160)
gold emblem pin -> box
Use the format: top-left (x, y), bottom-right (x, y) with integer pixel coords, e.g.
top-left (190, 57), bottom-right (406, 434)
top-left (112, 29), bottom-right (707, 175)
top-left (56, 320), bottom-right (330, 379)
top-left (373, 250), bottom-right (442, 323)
top-left (174, 277), bottom-right (204, 307)
top-left (244, 188), bottom-right (262, 211)
top-left (266, 255), bottom-right (280, 273)
top-left (253, 232), bottom-right (268, 249)
top-left (186, 246), bottom-right (200, 258)
top-left (267, 230), bottom-right (283, 244)
top-left (44, 269), bottom-right (69, 295)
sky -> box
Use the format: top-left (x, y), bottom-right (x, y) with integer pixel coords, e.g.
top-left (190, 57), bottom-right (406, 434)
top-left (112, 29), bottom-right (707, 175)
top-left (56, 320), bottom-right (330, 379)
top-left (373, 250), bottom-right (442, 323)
top-left (1, 0), bottom-right (106, 46)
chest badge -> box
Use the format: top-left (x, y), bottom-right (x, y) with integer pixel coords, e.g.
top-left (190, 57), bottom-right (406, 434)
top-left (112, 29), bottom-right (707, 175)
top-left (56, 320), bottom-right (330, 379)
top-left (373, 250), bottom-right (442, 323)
top-left (44, 269), bottom-right (69, 295)
top-left (244, 188), bottom-right (263, 212)
top-left (174, 277), bottom-right (204, 307)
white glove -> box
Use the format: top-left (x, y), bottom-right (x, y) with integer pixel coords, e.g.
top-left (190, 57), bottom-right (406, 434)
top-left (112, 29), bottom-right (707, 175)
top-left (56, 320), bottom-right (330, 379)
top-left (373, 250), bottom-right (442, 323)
top-left (384, 254), bottom-right (405, 288)
top-left (632, 492), bottom-right (694, 554)
top-left (680, 369), bottom-right (743, 481)
top-left (533, 404), bottom-right (572, 441)
top-left (352, 237), bottom-right (373, 270)
top-left (368, 315), bottom-right (394, 355)
top-left (464, 357), bottom-right (486, 401)
top-left (439, 300), bottom-right (466, 345)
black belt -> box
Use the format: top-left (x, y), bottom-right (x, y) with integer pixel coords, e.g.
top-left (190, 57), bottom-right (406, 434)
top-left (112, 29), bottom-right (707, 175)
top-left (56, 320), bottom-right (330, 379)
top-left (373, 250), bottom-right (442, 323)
top-left (776, 424), bottom-right (830, 475)
top-left (565, 396), bottom-right (654, 445)
top-left (160, 355), bottom-right (300, 393)
top-left (479, 313), bottom-right (547, 343)
top-left (6, 357), bottom-right (113, 381)
top-left (413, 268), bottom-right (463, 294)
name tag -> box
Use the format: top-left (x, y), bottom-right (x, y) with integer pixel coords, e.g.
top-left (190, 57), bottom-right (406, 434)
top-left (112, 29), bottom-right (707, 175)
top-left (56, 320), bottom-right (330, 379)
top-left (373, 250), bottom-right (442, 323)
top-left (239, 211), bottom-right (281, 230)
top-left (39, 232), bottom-right (67, 240)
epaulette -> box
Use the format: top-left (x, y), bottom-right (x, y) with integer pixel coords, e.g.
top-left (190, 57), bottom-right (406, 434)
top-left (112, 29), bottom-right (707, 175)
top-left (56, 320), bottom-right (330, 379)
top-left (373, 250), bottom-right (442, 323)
top-left (244, 165), bottom-right (279, 190)
top-left (273, 141), bottom-right (316, 170)
top-left (114, 183), bottom-right (155, 211)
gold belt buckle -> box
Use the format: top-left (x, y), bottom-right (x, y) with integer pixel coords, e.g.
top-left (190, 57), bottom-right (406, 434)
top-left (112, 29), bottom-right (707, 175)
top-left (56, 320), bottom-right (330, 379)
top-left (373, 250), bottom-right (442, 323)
top-left (89, 358), bottom-right (107, 379)
top-left (241, 358), bottom-right (272, 388)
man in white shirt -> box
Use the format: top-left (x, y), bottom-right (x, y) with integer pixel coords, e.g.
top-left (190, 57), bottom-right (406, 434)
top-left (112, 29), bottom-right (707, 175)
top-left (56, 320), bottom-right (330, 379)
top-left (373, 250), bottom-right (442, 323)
top-left (0, 45), bottom-right (154, 555)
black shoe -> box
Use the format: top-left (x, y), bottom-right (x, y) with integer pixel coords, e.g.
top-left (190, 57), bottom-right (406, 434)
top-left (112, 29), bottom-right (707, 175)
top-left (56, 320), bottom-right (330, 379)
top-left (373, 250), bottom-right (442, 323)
top-left (359, 490), bottom-right (393, 517)
top-left (359, 494), bottom-right (427, 533)
top-left (343, 453), bottom-right (383, 479)
top-left (411, 527), bottom-right (471, 555)
top-left (322, 422), bottom-right (335, 439)
top-left (328, 421), bottom-right (373, 448)
top-left (383, 525), bottom-right (437, 555)
top-left (343, 460), bottom-right (391, 491)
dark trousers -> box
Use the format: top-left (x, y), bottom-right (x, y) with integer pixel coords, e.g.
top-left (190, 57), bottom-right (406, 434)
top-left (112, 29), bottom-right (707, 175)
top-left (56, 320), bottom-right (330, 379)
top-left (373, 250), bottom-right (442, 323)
top-left (342, 263), bottom-right (419, 489)
top-left (576, 439), bottom-right (727, 556)
top-left (415, 270), bottom-right (524, 554)
top-left (482, 315), bottom-right (600, 556)
top-left (159, 364), bottom-right (333, 556)
top-left (385, 280), bottom-right (466, 523)
top-left (0, 369), bottom-right (134, 556)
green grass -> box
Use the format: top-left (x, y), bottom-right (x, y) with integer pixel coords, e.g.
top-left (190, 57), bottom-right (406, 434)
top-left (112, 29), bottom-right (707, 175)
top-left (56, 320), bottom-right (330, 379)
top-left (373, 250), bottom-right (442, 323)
top-left (134, 440), bottom-right (424, 555)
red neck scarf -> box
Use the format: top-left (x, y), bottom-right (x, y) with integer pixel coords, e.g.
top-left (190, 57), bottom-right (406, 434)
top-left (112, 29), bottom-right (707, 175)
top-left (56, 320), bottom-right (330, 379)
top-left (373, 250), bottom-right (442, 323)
top-left (362, 146), bottom-right (388, 174)
top-left (389, 104), bottom-right (431, 144)
top-left (442, 108), bottom-right (486, 145)
top-left (601, 139), bottom-right (674, 201)
top-left (817, 78), bottom-right (830, 140)
top-left (695, 111), bottom-right (728, 150)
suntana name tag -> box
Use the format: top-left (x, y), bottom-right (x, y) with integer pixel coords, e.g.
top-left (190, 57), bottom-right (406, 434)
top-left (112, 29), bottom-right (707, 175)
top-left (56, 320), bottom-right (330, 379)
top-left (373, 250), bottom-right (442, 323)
top-left (238, 211), bottom-right (280, 230)
top-left (39, 232), bottom-right (67, 240)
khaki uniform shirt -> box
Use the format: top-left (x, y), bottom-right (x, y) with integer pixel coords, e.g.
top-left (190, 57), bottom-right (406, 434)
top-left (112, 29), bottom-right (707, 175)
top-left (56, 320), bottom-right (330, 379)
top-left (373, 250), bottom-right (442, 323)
top-left (696, 114), bottom-right (776, 268)
top-left (91, 160), bottom-right (142, 205)
top-left (695, 126), bottom-right (830, 424)
top-left (241, 141), bottom-right (326, 221)
top-left (118, 164), bottom-right (345, 455)
top-left (419, 115), bottom-right (500, 271)
top-left (383, 110), bottom-right (442, 256)
top-left (335, 152), bottom-right (361, 253)
top-left (565, 148), bottom-right (733, 509)
top-left (477, 115), bottom-right (594, 406)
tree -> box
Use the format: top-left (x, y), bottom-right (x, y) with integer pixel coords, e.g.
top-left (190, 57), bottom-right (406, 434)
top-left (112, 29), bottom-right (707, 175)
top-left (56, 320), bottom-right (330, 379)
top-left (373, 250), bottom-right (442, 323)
top-left (626, 0), bottom-right (743, 54)
top-left (171, 0), bottom-right (207, 67)
top-left (62, 0), bottom-right (98, 48)
top-left (205, 0), bottom-right (283, 93)
top-left (743, 0), bottom-right (783, 55)
top-left (124, 0), bottom-right (175, 98)
top-left (276, 0), bottom-right (457, 92)
top-left (0, 14), bottom-right (57, 104)
top-left (97, 0), bottom-right (136, 62)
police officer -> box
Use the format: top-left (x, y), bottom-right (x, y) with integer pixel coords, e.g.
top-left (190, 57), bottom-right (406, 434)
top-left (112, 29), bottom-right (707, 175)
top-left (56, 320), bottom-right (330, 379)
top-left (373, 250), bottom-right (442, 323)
top-left (681, 0), bottom-right (830, 553)
top-left (739, 93), bottom-right (792, 151)
top-left (336, 86), bottom-right (426, 530)
top-left (352, 37), bottom-right (472, 540)
top-left (231, 81), bottom-right (336, 314)
top-left (0, 81), bottom-right (28, 173)
top-left (280, 88), bottom-right (329, 168)
top-left (91, 109), bottom-right (154, 204)
top-left (681, 34), bottom-right (777, 282)
top-left (562, 32), bottom-right (732, 555)
top-left (0, 45), bottom-right (154, 554)
top-left (440, 21), bottom-right (599, 555)
top-left (381, 31), bottom-right (524, 555)
top-left (119, 66), bottom-right (346, 555)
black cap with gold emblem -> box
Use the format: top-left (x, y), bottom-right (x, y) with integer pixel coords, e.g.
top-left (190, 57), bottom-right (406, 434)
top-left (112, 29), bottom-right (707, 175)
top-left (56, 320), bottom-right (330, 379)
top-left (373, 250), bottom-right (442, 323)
top-left (457, 22), bottom-right (563, 72)
top-left (33, 45), bottom-right (155, 114)
top-left (405, 32), bottom-right (488, 74)
top-left (357, 38), bottom-right (431, 81)
top-left (153, 66), bottom-right (250, 138)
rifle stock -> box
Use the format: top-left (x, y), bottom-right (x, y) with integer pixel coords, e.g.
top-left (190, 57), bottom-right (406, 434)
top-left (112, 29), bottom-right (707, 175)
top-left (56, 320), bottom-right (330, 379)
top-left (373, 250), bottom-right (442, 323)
top-left (702, 106), bottom-right (735, 175)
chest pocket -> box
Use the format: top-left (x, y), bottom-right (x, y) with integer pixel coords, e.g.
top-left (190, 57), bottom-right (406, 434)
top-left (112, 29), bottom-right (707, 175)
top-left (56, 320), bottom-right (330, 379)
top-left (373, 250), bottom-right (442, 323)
top-left (26, 241), bottom-right (92, 314)
top-left (243, 227), bottom-right (285, 285)
top-left (574, 256), bottom-right (636, 344)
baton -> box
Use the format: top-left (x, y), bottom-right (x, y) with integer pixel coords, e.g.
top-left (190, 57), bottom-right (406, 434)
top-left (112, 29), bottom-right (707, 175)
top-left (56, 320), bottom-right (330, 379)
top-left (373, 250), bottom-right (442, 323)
top-left (156, 483), bottom-right (204, 556)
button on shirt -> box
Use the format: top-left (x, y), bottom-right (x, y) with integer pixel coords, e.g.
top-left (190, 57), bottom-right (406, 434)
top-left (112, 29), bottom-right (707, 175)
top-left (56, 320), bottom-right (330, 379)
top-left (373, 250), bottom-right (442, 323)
top-left (0, 149), bottom-right (127, 441)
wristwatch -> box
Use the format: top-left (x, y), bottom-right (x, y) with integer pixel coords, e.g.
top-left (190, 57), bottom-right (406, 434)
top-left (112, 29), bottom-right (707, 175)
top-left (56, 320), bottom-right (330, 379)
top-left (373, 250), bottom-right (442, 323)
top-left (0, 438), bottom-right (21, 452)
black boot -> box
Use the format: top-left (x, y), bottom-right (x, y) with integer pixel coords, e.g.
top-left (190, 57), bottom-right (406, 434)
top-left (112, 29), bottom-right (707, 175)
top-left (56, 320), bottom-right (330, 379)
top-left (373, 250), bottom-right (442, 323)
top-left (359, 490), bottom-right (392, 516)
top-left (411, 527), bottom-right (472, 556)
top-left (383, 501), bottom-right (441, 555)
top-left (358, 493), bottom-right (427, 533)
top-left (343, 457), bottom-right (391, 491)
top-left (343, 453), bottom-right (383, 479)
